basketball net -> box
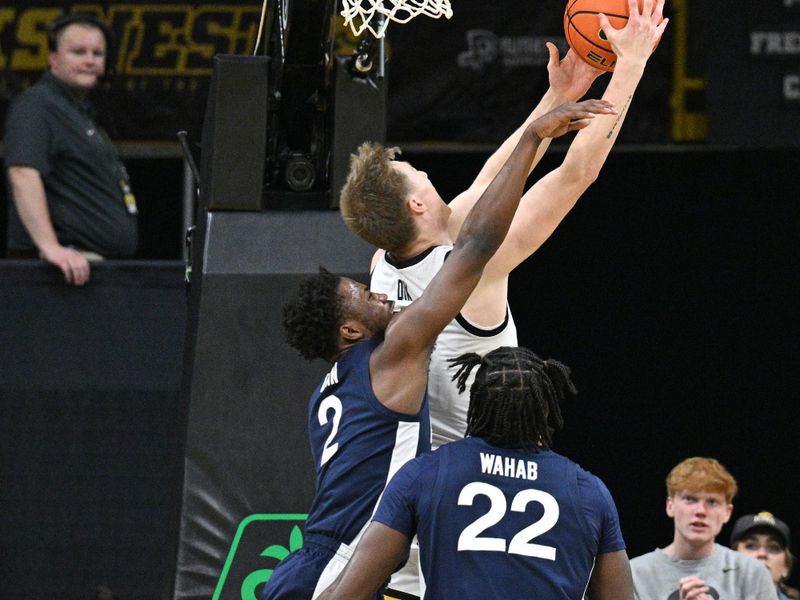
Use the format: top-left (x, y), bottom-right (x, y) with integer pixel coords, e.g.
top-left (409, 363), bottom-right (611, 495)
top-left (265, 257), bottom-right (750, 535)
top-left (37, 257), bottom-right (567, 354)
top-left (340, 0), bottom-right (453, 38)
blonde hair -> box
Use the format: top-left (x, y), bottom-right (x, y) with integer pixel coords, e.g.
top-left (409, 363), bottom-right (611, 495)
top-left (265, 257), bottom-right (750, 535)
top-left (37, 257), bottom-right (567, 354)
top-left (339, 142), bottom-right (416, 252)
top-left (666, 457), bottom-right (738, 502)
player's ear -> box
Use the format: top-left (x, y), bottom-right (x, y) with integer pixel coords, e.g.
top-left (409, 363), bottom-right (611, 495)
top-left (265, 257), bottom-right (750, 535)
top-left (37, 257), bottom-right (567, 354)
top-left (339, 320), bottom-right (365, 342)
top-left (407, 195), bottom-right (426, 215)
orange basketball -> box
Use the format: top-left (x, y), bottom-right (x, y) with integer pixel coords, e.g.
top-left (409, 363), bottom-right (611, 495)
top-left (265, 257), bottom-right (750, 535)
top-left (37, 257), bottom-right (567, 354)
top-left (564, 0), bottom-right (659, 72)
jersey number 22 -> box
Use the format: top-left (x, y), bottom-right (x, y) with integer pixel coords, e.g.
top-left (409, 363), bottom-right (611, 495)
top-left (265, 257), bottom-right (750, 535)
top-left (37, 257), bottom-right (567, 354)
top-left (457, 481), bottom-right (559, 560)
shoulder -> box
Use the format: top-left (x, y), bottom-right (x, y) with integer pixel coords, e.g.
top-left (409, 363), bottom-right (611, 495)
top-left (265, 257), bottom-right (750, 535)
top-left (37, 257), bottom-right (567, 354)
top-left (574, 463), bottom-right (610, 493)
top-left (8, 80), bottom-right (54, 114)
top-left (394, 451), bottom-right (438, 488)
top-left (317, 342), bottom-right (376, 397)
top-left (720, 545), bottom-right (778, 595)
top-left (342, 339), bottom-right (379, 364)
top-left (630, 549), bottom-right (662, 569)
top-left (5, 79), bottom-right (62, 136)
top-left (721, 544), bottom-right (772, 574)
top-left (379, 245), bottom-right (451, 270)
top-left (370, 249), bottom-right (385, 273)
top-left (379, 451), bottom-right (438, 510)
top-left (4, 83), bottom-right (59, 162)
top-left (572, 462), bottom-right (618, 511)
top-left (373, 452), bottom-right (435, 537)
top-left (717, 544), bottom-right (751, 566)
top-left (333, 342), bottom-right (379, 393)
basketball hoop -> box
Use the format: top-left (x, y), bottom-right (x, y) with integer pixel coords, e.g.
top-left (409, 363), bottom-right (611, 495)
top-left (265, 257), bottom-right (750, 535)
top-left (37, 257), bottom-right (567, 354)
top-left (340, 0), bottom-right (453, 38)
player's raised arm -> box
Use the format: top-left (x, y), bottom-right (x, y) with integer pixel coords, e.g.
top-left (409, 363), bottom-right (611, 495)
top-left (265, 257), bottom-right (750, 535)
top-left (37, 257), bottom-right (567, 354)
top-left (446, 44), bottom-right (605, 239)
top-left (462, 0), bottom-right (668, 323)
top-left (370, 100), bottom-right (616, 415)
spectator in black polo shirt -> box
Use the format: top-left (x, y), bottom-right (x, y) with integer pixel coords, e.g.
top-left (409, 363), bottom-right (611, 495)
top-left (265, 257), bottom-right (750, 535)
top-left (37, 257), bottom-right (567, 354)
top-left (4, 13), bottom-right (137, 285)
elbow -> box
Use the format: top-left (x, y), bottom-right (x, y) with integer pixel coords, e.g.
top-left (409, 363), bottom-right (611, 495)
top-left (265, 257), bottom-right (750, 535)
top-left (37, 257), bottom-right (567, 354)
top-left (576, 155), bottom-right (603, 186)
top-left (564, 154), bottom-right (602, 188)
top-left (581, 161), bottom-right (603, 186)
top-left (458, 234), bottom-right (501, 264)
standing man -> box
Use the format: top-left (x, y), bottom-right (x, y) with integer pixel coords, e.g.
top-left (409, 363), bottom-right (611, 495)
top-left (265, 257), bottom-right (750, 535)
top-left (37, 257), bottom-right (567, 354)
top-left (630, 457), bottom-right (775, 600)
top-left (4, 13), bottom-right (138, 285)
top-left (262, 100), bottom-right (615, 600)
top-left (317, 346), bottom-right (633, 600)
top-left (340, 2), bottom-right (667, 594)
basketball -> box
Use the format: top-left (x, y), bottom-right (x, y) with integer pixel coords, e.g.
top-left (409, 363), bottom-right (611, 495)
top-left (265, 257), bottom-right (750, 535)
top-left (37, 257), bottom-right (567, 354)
top-left (564, 0), bottom-right (657, 72)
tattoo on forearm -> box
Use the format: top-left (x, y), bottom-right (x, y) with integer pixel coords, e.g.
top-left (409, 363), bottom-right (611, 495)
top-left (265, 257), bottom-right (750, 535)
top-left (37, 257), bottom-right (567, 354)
top-left (606, 94), bottom-right (633, 139)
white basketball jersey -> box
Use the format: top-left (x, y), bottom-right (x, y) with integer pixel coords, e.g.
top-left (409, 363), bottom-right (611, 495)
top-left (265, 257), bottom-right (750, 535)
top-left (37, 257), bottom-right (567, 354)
top-left (371, 246), bottom-right (518, 449)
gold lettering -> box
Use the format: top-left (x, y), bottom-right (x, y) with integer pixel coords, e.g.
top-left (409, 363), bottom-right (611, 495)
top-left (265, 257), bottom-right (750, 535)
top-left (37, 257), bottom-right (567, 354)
top-left (0, 9), bottom-right (16, 69)
top-left (11, 8), bottom-right (62, 70)
top-left (5, 5), bottom-right (268, 77)
top-left (125, 7), bottom-right (190, 74)
top-left (190, 7), bottom-right (261, 69)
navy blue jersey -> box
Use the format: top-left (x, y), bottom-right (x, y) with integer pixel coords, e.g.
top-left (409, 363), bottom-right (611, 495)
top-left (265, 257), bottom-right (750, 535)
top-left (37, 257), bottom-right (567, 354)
top-left (374, 437), bottom-right (624, 599)
top-left (305, 340), bottom-right (431, 546)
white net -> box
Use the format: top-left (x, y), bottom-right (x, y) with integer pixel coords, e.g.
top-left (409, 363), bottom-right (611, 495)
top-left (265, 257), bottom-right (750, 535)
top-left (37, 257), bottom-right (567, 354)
top-left (340, 0), bottom-right (453, 38)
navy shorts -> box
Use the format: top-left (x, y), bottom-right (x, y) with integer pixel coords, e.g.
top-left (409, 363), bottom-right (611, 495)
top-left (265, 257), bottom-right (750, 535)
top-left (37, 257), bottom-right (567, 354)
top-left (260, 542), bottom-right (334, 600)
top-left (259, 534), bottom-right (386, 600)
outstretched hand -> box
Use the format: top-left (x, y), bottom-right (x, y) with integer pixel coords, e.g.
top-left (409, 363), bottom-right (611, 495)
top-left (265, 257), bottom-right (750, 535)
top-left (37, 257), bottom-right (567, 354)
top-left (598, 0), bottom-right (669, 65)
top-left (546, 42), bottom-right (605, 101)
top-left (529, 99), bottom-right (617, 140)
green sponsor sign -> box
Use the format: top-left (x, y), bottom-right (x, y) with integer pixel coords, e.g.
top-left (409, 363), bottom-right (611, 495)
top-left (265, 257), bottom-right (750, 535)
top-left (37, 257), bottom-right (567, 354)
top-left (213, 513), bottom-right (308, 600)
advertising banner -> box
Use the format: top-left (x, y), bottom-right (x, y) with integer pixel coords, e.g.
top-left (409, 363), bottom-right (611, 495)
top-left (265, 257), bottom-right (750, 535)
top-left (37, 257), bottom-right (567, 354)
top-left (0, 1), bottom-right (673, 144)
top-left (706, 0), bottom-right (800, 147)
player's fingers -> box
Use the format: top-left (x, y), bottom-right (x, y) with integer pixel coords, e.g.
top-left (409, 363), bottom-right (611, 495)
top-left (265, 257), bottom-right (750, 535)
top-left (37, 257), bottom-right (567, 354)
top-left (570, 103), bottom-right (615, 118)
top-left (653, 0), bottom-right (665, 21)
top-left (656, 17), bottom-right (669, 38)
top-left (581, 99), bottom-right (616, 111)
top-left (545, 41), bottom-right (560, 68)
top-left (567, 119), bottom-right (593, 131)
top-left (597, 13), bottom-right (614, 38)
top-left (566, 113), bottom-right (597, 126)
top-left (633, 0), bottom-right (646, 18)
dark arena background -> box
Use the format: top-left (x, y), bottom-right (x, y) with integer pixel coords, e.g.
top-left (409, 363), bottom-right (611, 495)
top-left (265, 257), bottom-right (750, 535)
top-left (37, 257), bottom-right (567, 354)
top-left (1, 1), bottom-right (799, 599)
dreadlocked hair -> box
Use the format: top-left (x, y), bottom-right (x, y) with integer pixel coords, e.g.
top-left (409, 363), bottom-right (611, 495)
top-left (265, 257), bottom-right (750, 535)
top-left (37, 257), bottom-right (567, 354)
top-left (450, 346), bottom-right (577, 450)
top-left (282, 267), bottom-right (343, 362)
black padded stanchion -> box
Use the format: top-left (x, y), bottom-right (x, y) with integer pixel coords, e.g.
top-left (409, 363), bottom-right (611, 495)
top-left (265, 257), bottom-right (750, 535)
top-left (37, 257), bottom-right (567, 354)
top-left (170, 211), bottom-right (374, 600)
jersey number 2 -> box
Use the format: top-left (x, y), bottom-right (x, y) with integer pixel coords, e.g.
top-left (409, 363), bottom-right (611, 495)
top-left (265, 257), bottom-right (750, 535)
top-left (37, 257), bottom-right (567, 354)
top-left (317, 395), bottom-right (343, 467)
top-left (457, 481), bottom-right (559, 560)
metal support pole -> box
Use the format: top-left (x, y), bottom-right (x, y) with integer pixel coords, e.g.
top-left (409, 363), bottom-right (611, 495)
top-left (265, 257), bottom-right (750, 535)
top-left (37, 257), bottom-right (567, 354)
top-left (181, 158), bottom-right (195, 261)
